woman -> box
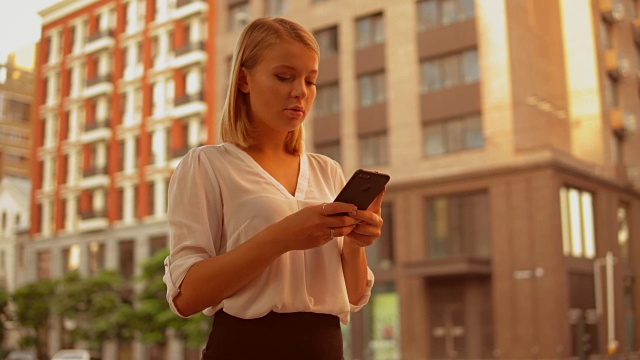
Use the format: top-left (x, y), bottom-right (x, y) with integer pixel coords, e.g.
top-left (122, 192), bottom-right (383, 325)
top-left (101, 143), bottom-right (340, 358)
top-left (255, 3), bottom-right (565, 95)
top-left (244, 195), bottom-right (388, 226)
top-left (163, 17), bottom-right (385, 359)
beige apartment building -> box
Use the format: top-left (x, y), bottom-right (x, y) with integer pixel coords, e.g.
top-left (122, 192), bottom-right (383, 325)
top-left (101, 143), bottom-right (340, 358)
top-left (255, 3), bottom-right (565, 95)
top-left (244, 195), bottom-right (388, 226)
top-left (29, 0), bottom-right (640, 359)
top-left (0, 45), bottom-right (35, 179)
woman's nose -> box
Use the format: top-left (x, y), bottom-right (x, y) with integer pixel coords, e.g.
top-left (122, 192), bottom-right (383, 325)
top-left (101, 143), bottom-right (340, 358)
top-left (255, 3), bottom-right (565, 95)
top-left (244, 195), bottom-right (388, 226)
top-left (291, 80), bottom-right (307, 99)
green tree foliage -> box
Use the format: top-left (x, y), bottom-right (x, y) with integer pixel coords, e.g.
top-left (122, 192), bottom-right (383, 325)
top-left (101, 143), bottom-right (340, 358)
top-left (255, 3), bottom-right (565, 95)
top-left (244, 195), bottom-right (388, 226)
top-left (12, 279), bottom-right (57, 360)
top-left (0, 286), bottom-right (10, 353)
top-left (51, 270), bottom-right (136, 348)
top-left (135, 248), bottom-right (210, 347)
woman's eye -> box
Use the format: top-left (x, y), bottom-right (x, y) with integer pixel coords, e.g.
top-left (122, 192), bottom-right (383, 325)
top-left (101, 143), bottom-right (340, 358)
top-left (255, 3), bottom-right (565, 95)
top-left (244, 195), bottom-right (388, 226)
top-left (276, 75), bottom-right (291, 81)
top-left (306, 80), bottom-right (317, 86)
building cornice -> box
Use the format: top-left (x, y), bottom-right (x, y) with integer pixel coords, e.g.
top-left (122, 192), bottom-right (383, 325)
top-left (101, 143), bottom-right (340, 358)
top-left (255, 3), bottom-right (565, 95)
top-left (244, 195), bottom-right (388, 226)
top-left (38, 0), bottom-right (100, 26)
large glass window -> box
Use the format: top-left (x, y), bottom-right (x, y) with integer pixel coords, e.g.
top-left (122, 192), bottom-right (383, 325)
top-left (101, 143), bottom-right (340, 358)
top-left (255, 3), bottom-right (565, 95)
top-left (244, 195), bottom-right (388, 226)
top-left (315, 141), bottom-right (341, 163)
top-left (421, 49), bottom-right (479, 92)
top-left (359, 132), bottom-right (388, 167)
top-left (365, 203), bottom-right (394, 270)
top-left (37, 250), bottom-right (52, 280)
top-left (426, 191), bottom-right (491, 258)
top-left (119, 240), bottom-right (135, 280)
top-left (559, 187), bottom-right (596, 259)
top-left (423, 114), bottom-right (483, 157)
top-left (89, 241), bottom-right (105, 275)
top-left (417, 0), bottom-right (475, 31)
top-left (356, 13), bottom-right (384, 48)
top-left (358, 72), bottom-right (386, 107)
top-left (617, 204), bottom-right (630, 263)
top-left (229, 2), bottom-right (249, 31)
top-left (314, 26), bottom-right (338, 57)
top-left (264, 0), bottom-right (288, 16)
top-left (314, 83), bottom-right (340, 116)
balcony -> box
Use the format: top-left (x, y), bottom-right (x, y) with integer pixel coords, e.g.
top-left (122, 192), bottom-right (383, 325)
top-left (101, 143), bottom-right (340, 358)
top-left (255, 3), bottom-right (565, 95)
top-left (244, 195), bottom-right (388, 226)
top-left (175, 0), bottom-right (208, 19)
top-left (172, 41), bottom-right (207, 69)
top-left (600, 0), bottom-right (624, 22)
top-left (610, 109), bottom-right (638, 138)
top-left (172, 91), bottom-right (206, 118)
top-left (78, 209), bottom-right (108, 232)
top-left (80, 120), bottom-right (112, 144)
top-left (83, 73), bottom-right (113, 98)
top-left (82, 166), bottom-right (107, 178)
top-left (79, 167), bottom-right (109, 189)
top-left (85, 30), bottom-right (115, 54)
top-left (604, 49), bottom-right (630, 79)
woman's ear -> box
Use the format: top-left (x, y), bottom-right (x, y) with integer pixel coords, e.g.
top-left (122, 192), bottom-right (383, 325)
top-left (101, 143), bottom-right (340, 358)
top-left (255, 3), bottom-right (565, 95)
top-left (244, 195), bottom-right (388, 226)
top-left (238, 67), bottom-right (250, 94)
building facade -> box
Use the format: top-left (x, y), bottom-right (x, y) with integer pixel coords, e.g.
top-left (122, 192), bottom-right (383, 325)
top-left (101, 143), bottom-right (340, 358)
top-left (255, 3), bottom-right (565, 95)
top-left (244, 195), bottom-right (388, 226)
top-left (0, 45), bottom-right (35, 179)
top-left (29, 0), bottom-right (640, 359)
top-left (32, 0), bottom-right (216, 358)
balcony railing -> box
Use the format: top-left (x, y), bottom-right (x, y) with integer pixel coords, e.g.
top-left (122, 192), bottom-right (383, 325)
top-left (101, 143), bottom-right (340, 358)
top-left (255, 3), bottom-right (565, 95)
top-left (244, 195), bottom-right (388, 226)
top-left (175, 41), bottom-right (205, 56)
top-left (82, 167), bottom-right (107, 178)
top-left (86, 73), bottom-right (112, 87)
top-left (177, 0), bottom-right (204, 7)
top-left (174, 92), bottom-right (203, 106)
top-left (87, 30), bottom-right (114, 43)
top-left (85, 120), bottom-right (110, 132)
top-left (79, 209), bottom-right (107, 220)
top-left (169, 146), bottom-right (190, 159)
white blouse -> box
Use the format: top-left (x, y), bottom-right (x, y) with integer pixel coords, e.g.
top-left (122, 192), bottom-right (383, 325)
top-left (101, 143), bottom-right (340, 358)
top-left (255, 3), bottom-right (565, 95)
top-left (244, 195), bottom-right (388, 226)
top-left (163, 143), bottom-right (374, 324)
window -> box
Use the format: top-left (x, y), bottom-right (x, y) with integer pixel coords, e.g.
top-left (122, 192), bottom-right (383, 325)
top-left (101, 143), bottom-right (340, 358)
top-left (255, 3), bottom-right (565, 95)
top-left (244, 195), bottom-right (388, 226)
top-left (356, 13), bottom-right (384, 48)
top-left (264, 0), bottom-right (287, 16)
top-left (4, 99), bottom-right (31, 120)
top-left (229, 1), bottom-right (249, 31)
top-left (314, 83), bottom-right (340, 116)
top-left (314, 26), bottom-right (338, 57)
top-left (421, 48), bottom-right (479, 92)
top-left (418, 0), bottom-right (475, 31)
top-left (315, 141), bottom-right (341, 163)
top-left (37, 250), bottom-right (52, 280)
top-left (150, 235), bottom-right (167, 255)
top-left (89, 241), bottom-right (105, 275)
top-left (423, 114), bottom-right (483, 156)
top-left (358, 72), bottom-right (386, 107)
top-left (559, 187), bottom-right (596, 259)
top-left (426, 191), bottom-right (491, 258)
top-left (365, 203), bottom-right (394, 269)
top-left (119, 240), bottom-right (135, 280)
top-left (62, 244), bottom-right (80, 273)
top-left (599, 20), bottom-right (613, 51)
top-left (604, 76), bottom-right (618, 108)
top-left (617, 204), bottom-right (629, 263)
top-left (148, 181), bottom-right (155, 216)
top-left (359, 132), bottom-right (388, 167)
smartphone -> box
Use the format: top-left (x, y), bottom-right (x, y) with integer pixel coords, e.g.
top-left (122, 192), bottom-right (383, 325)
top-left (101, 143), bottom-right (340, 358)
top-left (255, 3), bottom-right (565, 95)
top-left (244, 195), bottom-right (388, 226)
top-left (333, 169), bottom-right (390, 213)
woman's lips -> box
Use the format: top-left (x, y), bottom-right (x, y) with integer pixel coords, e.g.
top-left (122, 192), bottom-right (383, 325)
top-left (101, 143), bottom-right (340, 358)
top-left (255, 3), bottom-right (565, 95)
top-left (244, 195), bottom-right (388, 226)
top-left (285, 109), bottom-right (304, 118)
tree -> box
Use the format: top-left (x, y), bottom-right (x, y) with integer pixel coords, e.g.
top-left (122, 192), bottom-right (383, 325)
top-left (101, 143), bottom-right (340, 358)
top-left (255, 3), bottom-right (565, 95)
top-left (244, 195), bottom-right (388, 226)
top-left (0, 286), bottom-right (10, 355)
top-left (12, 279), bottom-right (57, 360)
top-left (51, 270), bottom-right (136, 350)
top-left (134, 249), bottom-right (210, 348)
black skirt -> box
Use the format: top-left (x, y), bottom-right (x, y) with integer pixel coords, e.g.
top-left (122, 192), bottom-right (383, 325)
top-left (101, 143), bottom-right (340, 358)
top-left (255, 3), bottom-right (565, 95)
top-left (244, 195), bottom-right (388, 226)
top-left (201, 310), bottom-right (344, 360)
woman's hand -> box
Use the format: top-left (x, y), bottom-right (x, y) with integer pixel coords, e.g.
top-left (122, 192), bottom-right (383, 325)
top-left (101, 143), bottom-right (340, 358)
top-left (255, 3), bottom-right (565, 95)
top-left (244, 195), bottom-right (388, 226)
top-left (274, 202), bottom-right (361, 252)
top-left (344, 189), bottom-right (385, 247)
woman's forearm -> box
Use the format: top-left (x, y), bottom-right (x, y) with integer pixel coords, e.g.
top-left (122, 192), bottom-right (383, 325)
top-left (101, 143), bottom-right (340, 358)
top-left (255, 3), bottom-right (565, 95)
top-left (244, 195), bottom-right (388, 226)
top-left (173, 225), bottom-right (287, 317)
top-left (341, 238), bottom-right (368, 305)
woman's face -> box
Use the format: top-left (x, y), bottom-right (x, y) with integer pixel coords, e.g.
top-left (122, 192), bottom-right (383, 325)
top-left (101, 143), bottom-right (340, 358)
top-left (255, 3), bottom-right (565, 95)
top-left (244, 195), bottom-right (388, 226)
top-left (239, 39), bottom-right (318, 137)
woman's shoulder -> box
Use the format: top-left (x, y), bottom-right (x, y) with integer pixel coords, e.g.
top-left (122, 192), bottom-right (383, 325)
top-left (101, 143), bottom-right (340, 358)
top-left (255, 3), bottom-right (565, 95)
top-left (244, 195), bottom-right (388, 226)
top-left (306, 152), bottom-right (338, 168)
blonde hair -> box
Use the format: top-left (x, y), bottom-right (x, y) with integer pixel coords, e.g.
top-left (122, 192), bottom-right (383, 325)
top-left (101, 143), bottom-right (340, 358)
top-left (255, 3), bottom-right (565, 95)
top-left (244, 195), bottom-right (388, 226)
top-left (220, 17), bottom-right (320, 155)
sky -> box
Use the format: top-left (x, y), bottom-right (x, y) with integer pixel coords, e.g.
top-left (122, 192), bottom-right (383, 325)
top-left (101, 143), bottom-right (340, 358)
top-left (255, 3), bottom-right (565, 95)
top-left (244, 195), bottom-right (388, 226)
top-left (0, 0), bottom-right (58, 60)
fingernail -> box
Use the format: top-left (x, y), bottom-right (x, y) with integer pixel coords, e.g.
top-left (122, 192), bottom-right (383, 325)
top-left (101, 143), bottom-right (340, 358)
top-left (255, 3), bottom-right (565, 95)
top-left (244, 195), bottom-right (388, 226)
top-left (349, 211), bottom-right (357, 216)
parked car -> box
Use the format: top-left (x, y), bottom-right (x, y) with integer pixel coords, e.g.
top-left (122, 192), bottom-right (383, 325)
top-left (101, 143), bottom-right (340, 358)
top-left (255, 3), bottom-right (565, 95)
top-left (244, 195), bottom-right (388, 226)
top-left (50, 349), bottom-right (93, 360)
top-left (4, 350), bottom-right (37, 360)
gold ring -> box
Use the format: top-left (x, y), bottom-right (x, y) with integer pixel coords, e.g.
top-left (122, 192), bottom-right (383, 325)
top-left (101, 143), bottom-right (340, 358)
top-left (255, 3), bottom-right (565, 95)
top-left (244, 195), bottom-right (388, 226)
top-left (330, 228), bottom-right (334, 239)
top-left (322, 203), bottom-right (328, 216)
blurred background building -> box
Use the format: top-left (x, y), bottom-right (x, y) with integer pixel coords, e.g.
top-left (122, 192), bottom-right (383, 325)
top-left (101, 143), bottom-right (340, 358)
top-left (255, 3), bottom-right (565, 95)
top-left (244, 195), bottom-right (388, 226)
top-left (26, 0), bottom-right (640, 359)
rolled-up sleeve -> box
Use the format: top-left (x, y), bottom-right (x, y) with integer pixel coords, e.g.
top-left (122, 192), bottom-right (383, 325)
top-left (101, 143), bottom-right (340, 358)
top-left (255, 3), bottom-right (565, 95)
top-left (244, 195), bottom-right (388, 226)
top-left (163, 148), bottom-right (223, 317)
top-left (331, 161), bottom-right (375, 313)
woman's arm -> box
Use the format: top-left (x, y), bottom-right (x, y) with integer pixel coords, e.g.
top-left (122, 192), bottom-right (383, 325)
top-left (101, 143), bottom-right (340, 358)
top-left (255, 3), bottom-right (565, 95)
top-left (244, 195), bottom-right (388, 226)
top-left (172, 202), bottom-right (361, 317)
top-left (340, 189), bottom-right (385, 305)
